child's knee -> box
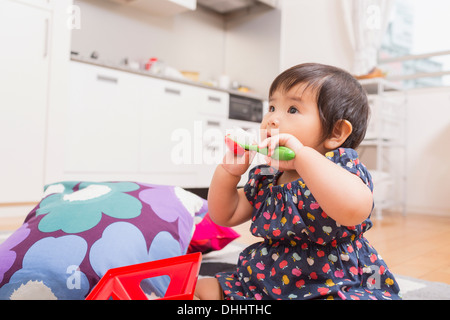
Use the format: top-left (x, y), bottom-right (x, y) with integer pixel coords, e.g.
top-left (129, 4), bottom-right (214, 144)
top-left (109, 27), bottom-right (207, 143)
top-left (194, 277), bottom-right (223, 300)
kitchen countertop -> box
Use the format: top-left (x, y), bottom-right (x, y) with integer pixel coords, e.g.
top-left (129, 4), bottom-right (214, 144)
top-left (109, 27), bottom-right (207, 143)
top-left (70, 55), bottom-right (266, 101)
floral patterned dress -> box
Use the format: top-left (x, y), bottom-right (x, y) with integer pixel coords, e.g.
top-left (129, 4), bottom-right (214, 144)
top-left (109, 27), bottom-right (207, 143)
top-left (216, 148), bottom-right (401, 300)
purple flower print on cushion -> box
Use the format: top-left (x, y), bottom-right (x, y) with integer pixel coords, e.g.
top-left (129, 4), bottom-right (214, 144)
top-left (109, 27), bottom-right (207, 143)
top-left (139, 186), bottom-right (205, 252)
top-left (0, 224), bottom-right (30, 283)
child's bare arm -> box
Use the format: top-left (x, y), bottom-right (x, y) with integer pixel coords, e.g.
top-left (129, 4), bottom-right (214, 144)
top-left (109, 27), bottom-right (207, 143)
top-left (207, 151), bottom-right (254, 227)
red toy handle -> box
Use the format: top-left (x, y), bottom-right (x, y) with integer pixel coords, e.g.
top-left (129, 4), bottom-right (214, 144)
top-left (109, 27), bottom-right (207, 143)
top-left (225, 134), bottom-right (246, 155)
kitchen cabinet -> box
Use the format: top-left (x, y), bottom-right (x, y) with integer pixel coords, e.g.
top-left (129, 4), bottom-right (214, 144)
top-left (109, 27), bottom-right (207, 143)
top-left (68, 64), bottom-right (210, 180)
top-left (0, 0), bottom-right (51, 203)
top-left (139, 79), bottom-right (199, 176)
top-left (66, 61), bottom-right (263, 188)
top-left (191, 88), bottom-right (230, 187)
top-left (66, 61), bottom-right (145, 173)
top-left (66, 61), bottom-right (227, 187)
top-left (0, 0), bottom-right (72, 206)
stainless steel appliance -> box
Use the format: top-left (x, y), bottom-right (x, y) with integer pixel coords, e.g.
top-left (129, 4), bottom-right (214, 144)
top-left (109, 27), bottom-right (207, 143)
top-left (228, 94), bottom-right (263, 123)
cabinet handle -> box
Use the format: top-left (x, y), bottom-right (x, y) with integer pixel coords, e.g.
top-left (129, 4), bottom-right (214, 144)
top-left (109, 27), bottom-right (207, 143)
top-left (43, 18), bottom-right (49, 58)
top-left (97, 75), bottom-right (118, 84)
top-left (208, 96), bottom-right (221, 103)
top-left (164, 87), bottom-right (181, 95)
top-left (207, 120), bottom-right (221, 127)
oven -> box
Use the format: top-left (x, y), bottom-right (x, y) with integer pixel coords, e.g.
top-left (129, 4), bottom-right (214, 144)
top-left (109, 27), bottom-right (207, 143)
top-left (228, 94), bottom-right (264, 123)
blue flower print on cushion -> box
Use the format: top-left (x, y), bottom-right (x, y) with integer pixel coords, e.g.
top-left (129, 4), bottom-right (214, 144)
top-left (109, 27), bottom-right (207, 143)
top-left (0, 235), bottom-right (89, 300)
top-left (90, 222), bottom-right (182, 297)
top-left (36, 182), bottom-right (142, 233)
top-left (0, 224), bottom-right (30, 283)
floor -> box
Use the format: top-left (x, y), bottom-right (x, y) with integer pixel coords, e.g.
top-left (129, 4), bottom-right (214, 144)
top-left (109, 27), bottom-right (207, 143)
top-left (1, 209), bottom-right (450, 285)
top-left (232, 212), bottom-right (450, 285)
top-left (364, 212), bottom-right (450, 285)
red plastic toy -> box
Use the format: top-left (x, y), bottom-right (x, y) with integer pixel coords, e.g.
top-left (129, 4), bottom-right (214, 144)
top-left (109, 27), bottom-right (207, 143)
top-left (86, 252), bottom-right (202, 300)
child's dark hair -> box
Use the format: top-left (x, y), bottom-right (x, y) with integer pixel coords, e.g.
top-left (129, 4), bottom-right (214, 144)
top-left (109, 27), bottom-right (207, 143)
top-left (269, 63), bottom-right (370, 149)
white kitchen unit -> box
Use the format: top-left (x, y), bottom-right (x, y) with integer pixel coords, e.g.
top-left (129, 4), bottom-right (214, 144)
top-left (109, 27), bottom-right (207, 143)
top-left (190, 87), bottom-right (231, 187)
top-left (66, 60), bottom-right (261, 188)
top-left (66, 61), bottom-right (205, 186)
top-left (0, 0), bottom-right (71, 204)
top-left (140, 79), bottom-right (200, 176)
top-left (66, 62), bottom-right (145, 174)
top-left (140, 80), bottom-right (230, 186)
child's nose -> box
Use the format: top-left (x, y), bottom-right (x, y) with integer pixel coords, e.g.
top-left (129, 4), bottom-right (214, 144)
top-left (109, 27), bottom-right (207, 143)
top-left (268, 115), bottom-right (280, 128)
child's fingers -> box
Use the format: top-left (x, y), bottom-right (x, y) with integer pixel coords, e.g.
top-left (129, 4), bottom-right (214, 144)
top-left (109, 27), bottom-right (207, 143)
top-left (259, 136), bottom-right (280, 157)
top-left (258, 137), bottom-right (269, 149)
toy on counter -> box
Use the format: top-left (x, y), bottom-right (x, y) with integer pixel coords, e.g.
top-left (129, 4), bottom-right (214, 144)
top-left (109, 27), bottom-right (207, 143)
top-left (225, 127), bottom-right (296, 161)
top-left (86, 252), bottom-right (202, 300)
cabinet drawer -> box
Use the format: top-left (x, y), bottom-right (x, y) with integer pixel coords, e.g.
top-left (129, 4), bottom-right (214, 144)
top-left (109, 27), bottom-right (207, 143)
top-left (195, 88), bottom-right (229, 117)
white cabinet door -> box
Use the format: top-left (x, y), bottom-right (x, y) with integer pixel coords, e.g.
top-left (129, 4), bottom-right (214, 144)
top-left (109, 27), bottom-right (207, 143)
top-left (140, 80), bottom-right (198, 175)
top-left (140, 82), bottom-right (232, 187)
top-left (191, 89), bottom-right (229, 187)
top-left (0, 0), bottom-right (50, 202)
top-left (66, 62), bottom-right (146, 173)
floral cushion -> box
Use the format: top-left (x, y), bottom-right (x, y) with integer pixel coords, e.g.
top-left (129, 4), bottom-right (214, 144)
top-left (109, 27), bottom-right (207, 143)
top-left (0, 181), bottom-right (208, 300)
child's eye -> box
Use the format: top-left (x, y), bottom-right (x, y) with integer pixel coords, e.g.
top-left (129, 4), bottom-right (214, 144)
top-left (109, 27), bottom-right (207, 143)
top-left (269, 106), bottom-right (275, 112)
top-left (288, 106), bottom-right (298, 114)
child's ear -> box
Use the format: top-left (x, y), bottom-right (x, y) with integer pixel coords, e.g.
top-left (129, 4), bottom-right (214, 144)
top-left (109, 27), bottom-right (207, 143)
top-left (323, 120), bottom-right (353, 150)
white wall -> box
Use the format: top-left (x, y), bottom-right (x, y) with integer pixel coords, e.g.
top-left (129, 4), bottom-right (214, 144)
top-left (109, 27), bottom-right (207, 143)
top-left (279, 0), bottom-right (354, 72)
top-left (224, 8), bottom-right (281, 97)
top-left (405, 86), bottom-right (450, 216)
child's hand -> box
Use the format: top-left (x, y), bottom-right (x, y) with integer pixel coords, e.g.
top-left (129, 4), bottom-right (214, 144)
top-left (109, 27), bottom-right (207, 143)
top-left (221, 150), bottom-right (255, 178)
top-left (260, 133), bottom-right (303, 171)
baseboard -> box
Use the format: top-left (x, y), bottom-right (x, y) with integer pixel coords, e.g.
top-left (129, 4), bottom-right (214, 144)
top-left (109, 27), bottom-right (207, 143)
top-left (0, 203), bottom-right (36, 218)
top-left (405, 206), bottom-right (450, 217)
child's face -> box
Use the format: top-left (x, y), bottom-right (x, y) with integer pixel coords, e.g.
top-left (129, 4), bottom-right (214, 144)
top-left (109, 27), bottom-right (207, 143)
top-left (261, 83), bottom-right (326, 154)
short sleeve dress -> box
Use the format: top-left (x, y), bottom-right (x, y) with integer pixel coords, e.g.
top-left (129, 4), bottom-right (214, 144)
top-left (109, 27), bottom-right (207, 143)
top-left (216, 148), bottom-right (401, 300)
